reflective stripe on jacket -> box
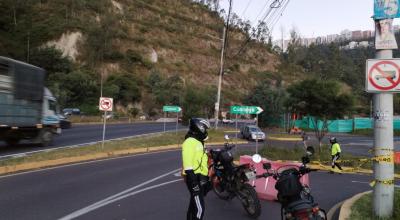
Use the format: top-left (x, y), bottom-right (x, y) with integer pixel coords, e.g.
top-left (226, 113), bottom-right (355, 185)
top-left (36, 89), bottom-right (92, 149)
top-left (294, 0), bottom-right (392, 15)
top-left (182, 137), bottom-right (208, 176)
top-left (331, 143), bottom-right (341, 156)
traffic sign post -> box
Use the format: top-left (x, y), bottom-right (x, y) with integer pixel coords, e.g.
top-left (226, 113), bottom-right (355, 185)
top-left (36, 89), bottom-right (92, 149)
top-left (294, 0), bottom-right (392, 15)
top-left (230, 106), bottom-right (264, 115)
top-left (163, 106), bottom-right (182, 134)
top-left (230, 106), bottom-right (264, 154)
top-left (99, 97), bottom-right (113, 149)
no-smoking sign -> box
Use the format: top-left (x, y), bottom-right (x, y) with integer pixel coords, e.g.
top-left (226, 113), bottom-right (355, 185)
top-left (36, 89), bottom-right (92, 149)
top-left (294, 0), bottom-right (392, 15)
top-left (99, 97), bottom-right (113, 111)
top-left (366, 59), bottom-right (400, 92)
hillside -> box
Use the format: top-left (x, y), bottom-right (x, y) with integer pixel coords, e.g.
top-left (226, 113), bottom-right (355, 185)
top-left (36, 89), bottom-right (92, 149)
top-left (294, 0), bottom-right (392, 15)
top-left (0, 0), bottom-right (278, 118)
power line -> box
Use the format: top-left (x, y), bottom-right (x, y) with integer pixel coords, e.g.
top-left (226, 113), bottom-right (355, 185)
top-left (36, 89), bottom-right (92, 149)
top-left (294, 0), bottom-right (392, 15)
top-left (252, 0), bottom-right (271, 25)
top-left (230, 0), bottom-right (287, 59)
top-left (240, 0), bottom-right (253, 18)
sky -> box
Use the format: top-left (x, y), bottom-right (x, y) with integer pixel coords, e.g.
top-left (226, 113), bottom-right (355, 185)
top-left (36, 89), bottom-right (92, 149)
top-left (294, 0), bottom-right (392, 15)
top-left (220, 0), bottom-right (400, 40)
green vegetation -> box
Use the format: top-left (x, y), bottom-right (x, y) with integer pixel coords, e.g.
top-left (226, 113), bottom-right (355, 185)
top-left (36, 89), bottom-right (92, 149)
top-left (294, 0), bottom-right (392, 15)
top-left (350, 189), bottom-right (400, 220)
top-left (352, 129), bottom-right (400, 136)
top-left (255, 145), bottom-right (400, 174)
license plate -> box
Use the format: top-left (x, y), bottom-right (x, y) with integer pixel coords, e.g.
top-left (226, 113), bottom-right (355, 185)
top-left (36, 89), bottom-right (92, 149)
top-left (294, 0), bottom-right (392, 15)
top-left (245, 171), bottom-right (256, 180)
top-left (56, 128), bottom-right (62, 134)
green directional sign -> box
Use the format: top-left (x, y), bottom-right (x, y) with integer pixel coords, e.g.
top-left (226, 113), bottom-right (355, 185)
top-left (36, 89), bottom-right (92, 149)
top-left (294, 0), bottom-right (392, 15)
top-left (163, 105), bottom-right (182, 113)
top-left (230, 106), bottom-right (263, 115)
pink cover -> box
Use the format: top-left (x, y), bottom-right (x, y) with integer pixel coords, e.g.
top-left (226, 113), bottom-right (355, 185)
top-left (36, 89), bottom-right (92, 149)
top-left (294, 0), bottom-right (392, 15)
top-left (239, 155), bottom-right (310, 201)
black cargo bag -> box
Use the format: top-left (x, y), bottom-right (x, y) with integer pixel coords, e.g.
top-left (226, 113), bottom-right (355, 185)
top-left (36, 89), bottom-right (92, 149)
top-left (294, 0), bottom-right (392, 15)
top-left (275, 172), bottom-right (303, 197)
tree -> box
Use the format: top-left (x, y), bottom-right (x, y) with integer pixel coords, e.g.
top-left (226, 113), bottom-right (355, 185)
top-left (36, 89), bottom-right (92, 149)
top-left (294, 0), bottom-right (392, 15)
top-left (182, 85), bottom-right (216, 124)
top-left (244, 78), bottom-right (286, 127)
top-left (104, 73), bottom-right (141, 105)
top-left (286, 78), bottom-right (354, 152)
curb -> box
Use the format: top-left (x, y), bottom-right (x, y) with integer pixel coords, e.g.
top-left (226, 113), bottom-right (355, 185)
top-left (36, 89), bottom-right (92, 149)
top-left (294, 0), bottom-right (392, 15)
top-left (0, 141), bottom-right (248, 176)
top-left (309, 162), bottom-right (400, 178)
top-left (268, 137), bottom-right (302, 141)
top-left (338, 190), bottom-right (372, 220)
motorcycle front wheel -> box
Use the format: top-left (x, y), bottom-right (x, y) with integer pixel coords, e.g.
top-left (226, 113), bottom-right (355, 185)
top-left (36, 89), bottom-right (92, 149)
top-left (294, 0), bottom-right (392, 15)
top-left (211, 174), bottom-right (230, 200)
top-left (239, 183), bottom-right (261, 218)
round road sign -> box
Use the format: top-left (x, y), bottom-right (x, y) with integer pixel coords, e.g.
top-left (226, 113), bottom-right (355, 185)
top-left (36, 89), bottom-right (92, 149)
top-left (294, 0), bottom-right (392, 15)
top-left (368, 60), bottom-right (400, 91)
top-left (99, 97), bottom-right (113, 111)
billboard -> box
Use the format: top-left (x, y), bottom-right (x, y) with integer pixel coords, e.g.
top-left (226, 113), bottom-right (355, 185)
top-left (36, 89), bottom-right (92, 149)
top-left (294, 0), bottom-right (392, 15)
top-left (374, 0), bottom-right (400, 19)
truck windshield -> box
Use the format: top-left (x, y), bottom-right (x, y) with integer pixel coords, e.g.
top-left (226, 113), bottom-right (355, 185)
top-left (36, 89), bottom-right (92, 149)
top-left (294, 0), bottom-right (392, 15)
top-left (49, 100), bottom-right (57, 112)
top-left (250, 127), bottom-right (261, 132)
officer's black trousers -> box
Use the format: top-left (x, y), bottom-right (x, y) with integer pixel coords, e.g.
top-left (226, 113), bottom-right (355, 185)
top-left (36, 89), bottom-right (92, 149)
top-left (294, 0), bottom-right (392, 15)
top-left (331, 154), bottom-right (342, 170)
top-left (186, 180), bottom-right (205, 220)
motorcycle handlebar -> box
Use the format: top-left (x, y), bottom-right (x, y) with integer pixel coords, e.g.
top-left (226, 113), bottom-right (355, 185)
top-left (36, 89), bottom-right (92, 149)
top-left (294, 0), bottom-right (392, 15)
top-left (256, 173), bottom-right (274, 178)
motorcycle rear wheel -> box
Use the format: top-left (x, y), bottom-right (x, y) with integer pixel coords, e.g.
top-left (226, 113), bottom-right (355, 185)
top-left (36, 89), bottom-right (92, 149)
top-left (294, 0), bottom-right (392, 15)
top-left (211, 175), bottom-right (230, 200)
top-left (239, 183), bottom-right (261, 218)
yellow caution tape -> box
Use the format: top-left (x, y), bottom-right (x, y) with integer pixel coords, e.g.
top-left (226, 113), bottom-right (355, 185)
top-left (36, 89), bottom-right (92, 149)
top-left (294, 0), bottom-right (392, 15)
top-left (371, 154), bottom-right (394, 164)
top-left (370, 179), bottom-right (395, 187)
top-left (369, 148), bottom-right (394, 153)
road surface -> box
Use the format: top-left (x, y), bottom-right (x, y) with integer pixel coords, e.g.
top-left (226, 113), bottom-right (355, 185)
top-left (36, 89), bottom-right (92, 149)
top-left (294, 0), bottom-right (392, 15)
top-left (0, 148), bottom-right (390, 220)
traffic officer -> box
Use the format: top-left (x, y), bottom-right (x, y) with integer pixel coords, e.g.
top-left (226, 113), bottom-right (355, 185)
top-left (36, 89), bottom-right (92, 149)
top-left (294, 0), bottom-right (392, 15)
top-left (182, 118), bottom-right (211, 220)
top-left (329, 137), bottom-right (343, 173)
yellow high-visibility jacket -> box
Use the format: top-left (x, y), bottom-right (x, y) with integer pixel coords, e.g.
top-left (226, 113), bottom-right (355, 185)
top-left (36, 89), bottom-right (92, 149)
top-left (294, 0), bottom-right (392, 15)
top-left (182, 137), bottom-right (208, 176)
top-left (331, 143), bottom-right (341, 156)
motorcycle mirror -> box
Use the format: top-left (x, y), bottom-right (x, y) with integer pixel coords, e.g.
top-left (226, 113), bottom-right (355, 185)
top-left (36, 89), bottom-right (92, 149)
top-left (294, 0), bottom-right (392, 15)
top-left (224, 134), bottom-right (230, 140)
top-left (263, 162), bottom-right (271, 170)
top-left (306, 146), bottom-right (315, 156)
top-left (252, 154), bottom-right (262, 163)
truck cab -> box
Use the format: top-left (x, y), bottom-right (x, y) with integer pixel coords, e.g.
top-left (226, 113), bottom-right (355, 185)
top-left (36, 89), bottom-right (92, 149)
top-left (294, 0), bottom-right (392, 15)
top-left (0, 56), bottom-right (60, 147)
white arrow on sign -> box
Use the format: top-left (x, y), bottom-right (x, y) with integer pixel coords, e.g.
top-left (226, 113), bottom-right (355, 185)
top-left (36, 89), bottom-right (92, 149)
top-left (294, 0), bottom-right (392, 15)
top-left (256, 107), bottom-right (264, 114)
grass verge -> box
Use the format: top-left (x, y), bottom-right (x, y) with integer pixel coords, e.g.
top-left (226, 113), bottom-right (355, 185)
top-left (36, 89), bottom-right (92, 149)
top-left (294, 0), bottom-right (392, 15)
top-left (352, 129), bottom-right (400, 136)
top-left (0, 129), bottom-right (232, 170)
top-left (252, 145), bottom-right (400, 175)
top-left (350, 189), bottom-right (400, 220)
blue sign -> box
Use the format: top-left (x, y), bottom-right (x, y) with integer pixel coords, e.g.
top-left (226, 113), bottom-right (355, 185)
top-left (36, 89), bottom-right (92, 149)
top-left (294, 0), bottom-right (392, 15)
top-left (374, 0), bottom-right (400, 19)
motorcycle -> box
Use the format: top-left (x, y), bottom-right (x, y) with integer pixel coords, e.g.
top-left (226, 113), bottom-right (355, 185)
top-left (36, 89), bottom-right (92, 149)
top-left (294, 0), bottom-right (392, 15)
top-left (208, 135), bottom-right (261, 218)
top-left (257, 146), bottom-right (327, 220)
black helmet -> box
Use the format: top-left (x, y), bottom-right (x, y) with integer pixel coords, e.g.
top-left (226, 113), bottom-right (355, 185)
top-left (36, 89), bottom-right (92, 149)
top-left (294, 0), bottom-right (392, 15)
top-left (329, 137), bottom-right (337, 144)
top-left (188, 118), bottom-right (211, 141)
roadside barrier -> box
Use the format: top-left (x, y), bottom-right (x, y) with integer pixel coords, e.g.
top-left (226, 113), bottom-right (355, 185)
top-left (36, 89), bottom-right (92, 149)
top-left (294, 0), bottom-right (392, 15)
top-left (395, 152), bottom-right (400, 164)
top-left (239, 155), bottom-right (309, 201)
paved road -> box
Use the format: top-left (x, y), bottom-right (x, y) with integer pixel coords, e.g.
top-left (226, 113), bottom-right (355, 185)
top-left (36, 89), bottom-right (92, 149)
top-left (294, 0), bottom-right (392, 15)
top-left (0, 122), bottom-right (185, 157)
top-left (0, 148), bottom-right (391, 220)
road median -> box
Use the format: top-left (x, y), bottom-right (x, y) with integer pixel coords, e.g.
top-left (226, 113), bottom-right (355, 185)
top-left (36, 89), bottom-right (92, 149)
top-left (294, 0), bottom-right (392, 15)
top-left (0, 129), bottom-right (247, 176)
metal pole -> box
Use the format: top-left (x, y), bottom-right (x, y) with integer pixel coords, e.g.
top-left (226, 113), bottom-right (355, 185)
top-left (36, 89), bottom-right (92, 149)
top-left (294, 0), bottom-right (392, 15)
top-left (214, 26), bottom-right (226, 129)
top-left (176, 112), bottom-right (179, 134)
top-left (373, 50), bottom-right (394, 217)
top-left (102, 111), bottom-right (107, 149)
top-left (235, 114), bottom-right (238, 139)
top-left (164, 112), bottom-right (166, 133)
top-left (256, 114), bottom-right (259, 154)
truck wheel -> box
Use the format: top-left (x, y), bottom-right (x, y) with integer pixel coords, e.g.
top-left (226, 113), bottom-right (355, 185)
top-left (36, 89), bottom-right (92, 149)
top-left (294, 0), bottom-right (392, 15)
top-left (5, 138), bottom-right (20, 146)
top-left (38, 129), bottom-right (53, 147)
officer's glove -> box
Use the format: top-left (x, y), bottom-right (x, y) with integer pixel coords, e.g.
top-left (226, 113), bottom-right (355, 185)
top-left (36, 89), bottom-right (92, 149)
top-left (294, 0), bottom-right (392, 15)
top-left (185, 170), bottom-right (201, 196)
top-left (199, 175), bottom-right (212, 196)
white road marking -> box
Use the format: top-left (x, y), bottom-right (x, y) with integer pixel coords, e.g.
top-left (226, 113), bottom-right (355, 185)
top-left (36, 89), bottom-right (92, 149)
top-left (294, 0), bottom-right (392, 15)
top-left (59, 168), bottom-right (181, 220)
top-left (0, 149), bottom-right (181, 179)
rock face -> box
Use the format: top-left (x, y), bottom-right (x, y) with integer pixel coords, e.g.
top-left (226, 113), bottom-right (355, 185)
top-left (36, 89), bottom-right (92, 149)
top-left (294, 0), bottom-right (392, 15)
top-left (150, 48), bottom-right (158, 63)
top-left (47, 32), bottom-right (82, 61)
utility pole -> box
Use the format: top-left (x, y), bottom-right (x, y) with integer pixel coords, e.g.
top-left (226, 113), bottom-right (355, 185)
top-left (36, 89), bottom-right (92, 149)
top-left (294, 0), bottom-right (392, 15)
top-left (372, 16), bottom-right (395, 217)
top-left (214, 26), bottom-right (226, 129)
top-left (214, 0), bottom-right (232, 129)
top-left (373, 49), bottom-right (394, 217)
